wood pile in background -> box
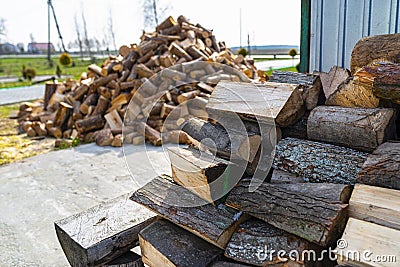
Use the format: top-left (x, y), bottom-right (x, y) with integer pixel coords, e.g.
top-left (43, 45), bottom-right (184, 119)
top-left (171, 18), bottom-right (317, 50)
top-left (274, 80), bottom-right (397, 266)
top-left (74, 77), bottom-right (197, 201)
top-left (15, 15), bottom-right (256, 148)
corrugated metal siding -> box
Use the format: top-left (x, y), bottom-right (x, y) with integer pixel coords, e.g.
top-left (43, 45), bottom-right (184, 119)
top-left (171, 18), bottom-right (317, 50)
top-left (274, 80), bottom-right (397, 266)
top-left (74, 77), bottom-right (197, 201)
top-left (310, 0), bottom-right (400, 72)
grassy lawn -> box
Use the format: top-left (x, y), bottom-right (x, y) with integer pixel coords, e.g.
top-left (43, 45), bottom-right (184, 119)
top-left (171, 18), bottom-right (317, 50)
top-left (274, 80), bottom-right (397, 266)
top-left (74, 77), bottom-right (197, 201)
top-left (266, 66), bottom-right (298, 76)
top-left (0, 55), bottom-right (106, 88)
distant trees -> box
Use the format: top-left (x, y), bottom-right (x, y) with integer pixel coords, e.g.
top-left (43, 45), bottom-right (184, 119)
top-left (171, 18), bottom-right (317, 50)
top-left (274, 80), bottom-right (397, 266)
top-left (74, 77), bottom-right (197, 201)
top-left (142, 0), bottom-right (170, 30)
top-left (0, 17), bottom-right (5, 43)
top-left (289, 48), bottom-right (298, 66)
top-left (107, 10), bottom-right (117, 52)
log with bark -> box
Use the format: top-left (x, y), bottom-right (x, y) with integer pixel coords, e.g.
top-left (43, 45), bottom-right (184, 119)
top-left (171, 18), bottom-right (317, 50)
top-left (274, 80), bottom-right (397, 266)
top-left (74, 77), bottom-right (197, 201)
top-left (226, 178), bottom-right (350, 247)
top-left (307, 106), bottom-right (397, 152)
top-left (104, 251), bottom-right (144, 267)
top-left (54, 193), bottom-right (156, 267)
top-left (318, 65), bottom-right (351, 99)
top-left (273, 138), bottom-right (369, 184)
top-left (130, 175), bottom-right (246, 249)
top-left (139, 219), bottom-right (223, 267)
top-left (357, 141), bottom-right (400, 190)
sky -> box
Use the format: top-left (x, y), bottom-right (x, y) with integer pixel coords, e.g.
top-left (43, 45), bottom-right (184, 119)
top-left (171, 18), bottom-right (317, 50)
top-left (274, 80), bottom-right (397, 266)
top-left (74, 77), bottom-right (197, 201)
top-left (0, 0), bottom-right (301, 50)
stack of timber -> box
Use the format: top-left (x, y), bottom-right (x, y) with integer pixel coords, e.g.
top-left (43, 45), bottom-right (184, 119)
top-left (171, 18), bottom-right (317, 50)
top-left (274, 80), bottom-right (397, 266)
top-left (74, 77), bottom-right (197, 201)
top-left (14, 15), bottom-right (256, 148)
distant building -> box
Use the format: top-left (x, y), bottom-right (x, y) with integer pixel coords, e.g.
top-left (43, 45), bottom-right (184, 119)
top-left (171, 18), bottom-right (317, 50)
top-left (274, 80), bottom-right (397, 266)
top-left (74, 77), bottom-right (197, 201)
top-left (0, 42), bottom-right (20, 54)
top-left (27, 42), bottom-right (55, 54)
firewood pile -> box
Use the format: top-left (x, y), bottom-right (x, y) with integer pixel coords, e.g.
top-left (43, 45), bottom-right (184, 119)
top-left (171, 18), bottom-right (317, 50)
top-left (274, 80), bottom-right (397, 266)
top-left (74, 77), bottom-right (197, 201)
top-left (55, 33), bottom-right (400, 267)
top-left (15, 15), bottom-right (262, 148)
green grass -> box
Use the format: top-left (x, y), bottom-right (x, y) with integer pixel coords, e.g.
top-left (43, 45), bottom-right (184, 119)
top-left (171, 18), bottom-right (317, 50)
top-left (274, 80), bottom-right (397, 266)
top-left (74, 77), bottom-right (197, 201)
top-left (266, 66), bottom-right (298, 76)
top-left (0, 56), bottom-right (106, 88)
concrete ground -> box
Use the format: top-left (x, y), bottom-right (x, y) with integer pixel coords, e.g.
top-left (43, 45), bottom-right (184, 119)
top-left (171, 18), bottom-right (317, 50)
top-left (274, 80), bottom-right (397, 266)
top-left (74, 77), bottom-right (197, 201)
top-left (0, 143), bottom-right (172, 266)
top-left (0, 85), bottom-right (44, 105)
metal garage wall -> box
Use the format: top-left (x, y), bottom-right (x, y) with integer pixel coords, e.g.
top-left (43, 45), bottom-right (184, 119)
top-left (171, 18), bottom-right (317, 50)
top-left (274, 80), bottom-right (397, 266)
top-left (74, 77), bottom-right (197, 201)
top-left (309, 0), bottom-right (400, 72)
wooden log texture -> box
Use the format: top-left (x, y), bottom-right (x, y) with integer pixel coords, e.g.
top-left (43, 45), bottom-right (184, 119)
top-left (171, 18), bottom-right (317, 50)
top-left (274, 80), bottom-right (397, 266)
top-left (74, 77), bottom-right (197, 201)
top-left (307, 106), bottom-right (396, 152)
top-left (273, 138), bottom-right (369, 184)
top-left (357, 141), bottom-right (400, 190)
top-left (75, 114), bottom-right (105, 133)
top-left (350, 33), bottom-right (400, 74)
top-left (182, 117), bottom-right (261, 162)
top-left (335, 218), bottom-right (400, 266)
top-left (130, 175), bottom-right (245, 249)
top-left (225, 219), bottom-right (325, 266)
top-left (226, 178), bottom-right (349, 247)
top-left (319, 66), bottom-right (351, 99)
top-left (104, 251), bottom-right (144, 267)
top-left (54, 193), bottom-right (156, 267)
top-left (207, 81), bottom-right (304, 127)
top-left (269, 71), bottom-right (323, 110)
top-left (139, 219), bottom-right (223, 267)
top-left (349, 184), bottom-right (400, 231)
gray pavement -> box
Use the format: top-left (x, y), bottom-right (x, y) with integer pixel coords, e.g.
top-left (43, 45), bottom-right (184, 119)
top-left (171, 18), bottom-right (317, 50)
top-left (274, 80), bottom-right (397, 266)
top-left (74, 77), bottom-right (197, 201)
top-left (0, 85), bottom-right (45, 105)
top-left (0, 143), bottom-right (172, 266)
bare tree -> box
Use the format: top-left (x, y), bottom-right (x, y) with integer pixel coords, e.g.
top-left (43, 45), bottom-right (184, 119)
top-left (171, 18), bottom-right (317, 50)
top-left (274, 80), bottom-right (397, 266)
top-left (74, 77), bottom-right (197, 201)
top-left (81, 10), bottom-right (92, 58)
top-left (141, 0), bottom-right (170, 30)
top-left (74, 15), bottom-right (84, 61)
top-left (0, 18), bottom-right (6, 43)
top-left (107, 10), bottom-right (117, 52)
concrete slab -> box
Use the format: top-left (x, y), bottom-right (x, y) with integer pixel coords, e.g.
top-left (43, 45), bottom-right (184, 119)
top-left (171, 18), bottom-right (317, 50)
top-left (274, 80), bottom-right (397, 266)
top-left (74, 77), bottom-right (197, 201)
top-left (0, 85), bottom-right (44, 105)
top-left (0, 143), bottom-right (172, 266)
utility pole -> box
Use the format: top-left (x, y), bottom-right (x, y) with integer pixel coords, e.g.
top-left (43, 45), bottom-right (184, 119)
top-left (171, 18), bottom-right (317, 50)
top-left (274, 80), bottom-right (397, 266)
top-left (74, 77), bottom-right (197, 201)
top-left (47, 0), bottom-right (51, 62)
top-left (247, 33), bottom-right (251, 57)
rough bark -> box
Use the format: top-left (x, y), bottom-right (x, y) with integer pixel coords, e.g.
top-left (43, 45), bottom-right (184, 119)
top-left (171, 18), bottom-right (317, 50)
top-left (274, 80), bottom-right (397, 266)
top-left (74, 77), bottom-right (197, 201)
top-left (226, 178), bottom-right (349, 247)
top-left (75, 114), bottom-right (105, 133)
top-left (273, 138), bottom-right (369, 184)
top-left (319, 65), bottom-right (351, 99)
top-left (357, 141), bottom-right (400, 190)
top-left (307, 106), bottom-right (396, 152)
top-left (130, 175), bottom-right (245, 249)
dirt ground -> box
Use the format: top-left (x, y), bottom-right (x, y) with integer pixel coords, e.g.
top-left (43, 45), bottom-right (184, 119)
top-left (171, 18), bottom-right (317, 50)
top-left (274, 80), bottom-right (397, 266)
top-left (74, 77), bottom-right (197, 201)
top-left (0, 103), bottom-right (54, 165)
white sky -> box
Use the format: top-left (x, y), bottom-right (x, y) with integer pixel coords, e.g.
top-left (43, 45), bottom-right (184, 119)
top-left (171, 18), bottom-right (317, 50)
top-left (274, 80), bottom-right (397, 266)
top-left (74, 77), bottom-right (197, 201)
top-left (0, 0), bottom-right (301, 49)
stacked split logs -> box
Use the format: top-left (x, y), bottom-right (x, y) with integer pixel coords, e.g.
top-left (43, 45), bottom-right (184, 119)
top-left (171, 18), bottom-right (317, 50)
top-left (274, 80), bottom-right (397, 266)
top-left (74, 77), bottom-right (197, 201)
top-left (15, 15), bottom-right (256, 148)
top-left (54, 34), bottom-right (400, 266)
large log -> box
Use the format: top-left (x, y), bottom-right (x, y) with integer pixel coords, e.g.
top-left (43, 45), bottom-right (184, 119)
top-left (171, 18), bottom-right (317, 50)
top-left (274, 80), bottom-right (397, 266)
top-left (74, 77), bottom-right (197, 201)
top-left (168, 147), bottom-right (240, 204)
top-left (269, 71), bottom-right (323, 110)
top-left (226, 178), bottom-right (350, 247)
top-left (54, 102), bottom-right (73, 131)
top-left (130, 175), bottom-right (245, 249)
top-left (350, 33), bottom-right (400, 74)
top-left (225, 219), bottom-right (329, 267)
top-left (273, 138), bottom-right (369, 184)
top-left (319, 65), bottom-right (351, 99)
top-left (307, 106), bottom-right (396, 152)
top-left (75, 114), bottom-right (105, 133)
top-left (207, 81), bottom-right (305, 127)
top-left (54, 193), bottom-right (156, 267)
top-left (139, 220), bottom-right (223, 267)
top-left (335, 218), bottom-right (400, 266)
top-left (182, 117), bottom-right (261, 162)
top-left (357, 141), bottom-right (400, 190)
top-left (349, 184), bottom-right (400, 230)
top-left (104, 251), bottom-right (144, 267)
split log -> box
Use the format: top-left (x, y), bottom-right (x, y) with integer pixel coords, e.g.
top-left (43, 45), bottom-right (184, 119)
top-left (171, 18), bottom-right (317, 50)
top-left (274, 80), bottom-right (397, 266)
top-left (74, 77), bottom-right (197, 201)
top-left (104, 109), bottom-right (123, 132)
top-left (226, 178), bottom-right (349, 246)
top-left (111, 134), bottom-right (123, 147)
top-left (72, 100), bottom-right (83, 121)
top-left (44, 83), bottom-right (58, 110)
top-left (350, 33), bottom-right (400, 74)
top-left (270, 169), bottom-right (305, 184)
top-left (54, 102), bottom-right (73, 131)
top-left (349, 184), bottom-right (400, 230)
top-left (307, 106), bottom-right (396, 152)
top-left (156, 16), bottom-right (177, 32)
top-left (207, 81), bottom-right (304, 126)
top-left (93, 95), bottom-right (110, 116)
top-left (96, 128), bottom-right (114, 146)
top-left (80, 93), bottom-right (99, 115)
top-left (161, 130), bottom-right (189, 144)
top-left (355, 62), bottom-right (400, 104)
top-left (225, 219), bottom-right (325, 266)
top-left (136, 122), bottom-right (162, 146)
top-left (357, 141), bottom-right (400, 190)
top-left (139, 220), bottom-right (223, 267)
top-left (134, 63), bottom-right (154, 78)
top-left (26, 127), bottom-right (36, 137)
top-left (88, 64), bottom-right (104, 76)
top-left (168, 147), bottom-right (239, 204)
top-left (31, 121), bottom-right (47, 136)
top-left (54, 193), bottom-right (155, 267)
top-left (335, 218), bottom-right (400, 266)
top-left (130, 175), bottom-right (245, 249)
top-left (138, 40), bottom-right (158, 56)
top-left (182, 117), bottom-right (261, 162)
top-left (169, 42), bottom-right (193, 61)
top-left (319, 66), bottom-right (351, 99)
top-left (269, 71), bottom-right (323, 110)
top-left (177, 90), bottom-right (200, 103)
top-left (92, 73), bottom-right (119, 89)
top-left (75, 114), bottom-right (105, 133)
top-left (325, 77), bottom-right (379, 108)
top-left (273, 138), bottom-right (369, 184)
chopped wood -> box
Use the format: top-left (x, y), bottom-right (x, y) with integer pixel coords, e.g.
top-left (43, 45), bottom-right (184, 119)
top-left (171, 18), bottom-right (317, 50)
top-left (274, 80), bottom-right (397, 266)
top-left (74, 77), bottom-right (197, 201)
top-left (75, 114), bottom-right (105, 133)
top-left (54, 193), bottom-right (155, 267)
top-left (130, 175), bottom-right (245, 249)
top-left (54, 102), bottom-right (73, 131)
top-left (273, 138), bottom-right (369, 184)
top-left (104, 251), bottom-right (144, 267)
top-left (96, 128), bottom-right (114, 146)
top-left (111, 134), bottom-right (123, 147)
top-left (226, 178), bottom-right (349, 246)
top-left (307, 106), bottom-right (396, 152)
top-left (357, 141), bottom-right (400, 190)
top-left (93, 95), bottom-right (110, 116)
top-left (207, 81), bottom-right (304, 126)
top-left (104, 109), bottom-right (123, 132)
top-left (269, 71), bottom-right (323, 110)
top-left (139, 219), bottom-right (223, 267)
top-left (88, 63), bottom-right (104, 76)
top-left (270, 169), bottom-right (305, 184)
top-left (136, 122), bottom-right (162, 146)
top-left (319, 66), bottom-right (351, 99)
top-left (350, 33), bottom-right (400, 73)
top-left (44, 83), bottom-right (58, 110)
top-left (335, 218), bottom-right (400, 266)
top-left (349, 184), bottom-right (400, 230)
